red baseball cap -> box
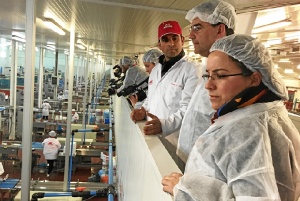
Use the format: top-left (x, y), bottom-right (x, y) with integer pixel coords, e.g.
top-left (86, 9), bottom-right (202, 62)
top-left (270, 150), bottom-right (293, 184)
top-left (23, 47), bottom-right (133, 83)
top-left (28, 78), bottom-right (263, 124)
top-left (158, 20), bottom-right (182, 39)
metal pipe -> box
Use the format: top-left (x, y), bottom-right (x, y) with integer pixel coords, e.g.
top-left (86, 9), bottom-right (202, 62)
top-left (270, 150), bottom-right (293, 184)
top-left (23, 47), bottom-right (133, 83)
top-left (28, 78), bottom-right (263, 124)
top-left (108, 96), bottom-right (114, 201)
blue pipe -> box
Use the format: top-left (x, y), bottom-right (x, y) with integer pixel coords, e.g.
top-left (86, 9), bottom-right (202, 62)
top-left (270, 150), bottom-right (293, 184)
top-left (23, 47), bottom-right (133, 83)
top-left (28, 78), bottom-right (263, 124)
top-left (68, 133), bottom-right (75, 191)
top-left (108, 96), bottom-right (114, 201)
top-left (44, 192), bottom-right (73, 197)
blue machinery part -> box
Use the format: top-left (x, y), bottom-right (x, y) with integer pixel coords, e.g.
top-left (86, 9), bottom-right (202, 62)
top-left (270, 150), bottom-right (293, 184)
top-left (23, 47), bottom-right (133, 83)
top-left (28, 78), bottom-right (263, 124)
top-left (30, 185), bottom-right (115, 201)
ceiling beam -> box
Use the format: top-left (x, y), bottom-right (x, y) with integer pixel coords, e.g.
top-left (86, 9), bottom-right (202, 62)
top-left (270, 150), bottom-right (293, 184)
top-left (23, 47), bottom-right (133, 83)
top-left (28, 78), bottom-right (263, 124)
top-left (79, 0), bottom-right (187, 14)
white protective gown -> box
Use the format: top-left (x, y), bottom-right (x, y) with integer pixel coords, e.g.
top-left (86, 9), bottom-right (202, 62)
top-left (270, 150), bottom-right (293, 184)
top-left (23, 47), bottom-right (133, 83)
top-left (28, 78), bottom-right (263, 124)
top-left (42, 102), bottom-right (51, 116)
top-left (117, 66), bottom-right (148, 93)
top-left (42, 138), bottom-right (61, 160)
top-left (0, 162), bottom-right (4, 175)
top-left (175, 101), bottom-right (300, 201)
top-left (177, 64), bottom-right (215, 162)
top-left (142, 55), bottom-right (199, 146)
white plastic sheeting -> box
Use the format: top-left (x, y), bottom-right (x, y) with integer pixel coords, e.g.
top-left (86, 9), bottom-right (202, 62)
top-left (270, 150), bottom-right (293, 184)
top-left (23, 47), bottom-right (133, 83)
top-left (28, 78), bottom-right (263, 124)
top-left (114, 96), bottom-right (180, 201)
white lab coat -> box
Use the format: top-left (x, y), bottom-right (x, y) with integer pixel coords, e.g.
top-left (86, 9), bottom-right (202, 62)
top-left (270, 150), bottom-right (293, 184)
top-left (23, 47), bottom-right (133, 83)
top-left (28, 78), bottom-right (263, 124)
top-left (64, 90), bottom-right (69, 99)
top-left (42, 138), bottom-right (61, 160)
top-left (0, 162), bottom-right (4, 175)
top-left (72, 112), bottom-right (79, 122)
top-left (117, 66), bottom-right (148, 93)
top-left (177, 64), bottom-right (215, 162)
top-left (142, 55), bottom-right (199, 145)
top-left (42, 102), bottom-right (51, 116)
top-left (175, 101), bottom-right (300, 201)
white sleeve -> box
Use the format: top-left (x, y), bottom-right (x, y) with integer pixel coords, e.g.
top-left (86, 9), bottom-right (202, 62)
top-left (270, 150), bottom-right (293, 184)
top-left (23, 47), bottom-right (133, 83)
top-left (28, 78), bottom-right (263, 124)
top-left (0, 162), bottom-right (4, 175)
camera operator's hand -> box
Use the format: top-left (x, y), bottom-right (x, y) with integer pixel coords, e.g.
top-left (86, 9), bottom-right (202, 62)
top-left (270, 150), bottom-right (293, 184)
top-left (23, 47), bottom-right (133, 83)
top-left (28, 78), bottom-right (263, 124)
top-left (129, 94), bottom-right (139, 107)
top-left (107, 88), bottom-right (116, 96)
top-left (143, 112), bottom-right (162, 135)
top-left (130, 107), bottom-right (146, 123)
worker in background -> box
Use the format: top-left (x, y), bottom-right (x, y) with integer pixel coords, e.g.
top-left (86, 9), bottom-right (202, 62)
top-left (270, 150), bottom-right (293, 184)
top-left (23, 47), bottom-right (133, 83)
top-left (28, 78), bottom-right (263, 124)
top-left (129, 49), bottom-right (163, 108)
top-left (108, 56), bottom-right (149, 96)
top-left (0, 162), bottom-right (4, 176)
top-left (176, 0), bottom-right (236, 163)
top-left (130, 20), bottom-right (199, 146)
top-left (63, 89), bottom-right (69, 100)
top-left (71, 109), bottom-right (79, 123)
top-left (162, 34), bottom-right (300, 201)
top-left (42, 131), bottom-right (61, 177)
top-left (41, 99), bottom-right (51, 121)
top-left (57, 91), bottom-right (64, 100)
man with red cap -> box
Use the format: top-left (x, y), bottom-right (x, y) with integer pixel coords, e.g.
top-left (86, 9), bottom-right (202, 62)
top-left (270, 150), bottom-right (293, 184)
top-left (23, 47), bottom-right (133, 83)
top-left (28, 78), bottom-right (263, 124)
top-left (130, 20), bottom-right (199, 146)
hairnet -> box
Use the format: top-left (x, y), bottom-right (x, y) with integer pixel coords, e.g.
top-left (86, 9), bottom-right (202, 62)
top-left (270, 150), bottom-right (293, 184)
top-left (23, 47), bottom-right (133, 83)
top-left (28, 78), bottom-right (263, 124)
top-left (119, 56), bottom-right (134, 66)
top-left (49, 130), bottom-right (56, 137)
top-left (44, 99), bottom-right (48, 102)
top-left (185, 0), bottom-right (236, 30)
top-left (142, 49), bottom-right (163, 64)
top-left (210, 34), bottom-right (288, 100)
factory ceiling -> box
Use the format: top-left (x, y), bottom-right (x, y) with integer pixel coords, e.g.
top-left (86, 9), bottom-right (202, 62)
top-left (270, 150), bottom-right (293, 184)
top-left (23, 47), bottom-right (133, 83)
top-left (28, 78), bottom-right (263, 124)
top-left (1, 0), bottom-right (300, 79)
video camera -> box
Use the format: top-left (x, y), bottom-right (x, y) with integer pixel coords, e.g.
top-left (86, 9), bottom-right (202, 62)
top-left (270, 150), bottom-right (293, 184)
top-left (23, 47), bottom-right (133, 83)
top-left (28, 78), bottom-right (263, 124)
top-left (117, 84), bottom-right (148, 101)
top-left (109, 75), bottom-right (124, 89)
top-left (116, 77), bottom-right (148, 101)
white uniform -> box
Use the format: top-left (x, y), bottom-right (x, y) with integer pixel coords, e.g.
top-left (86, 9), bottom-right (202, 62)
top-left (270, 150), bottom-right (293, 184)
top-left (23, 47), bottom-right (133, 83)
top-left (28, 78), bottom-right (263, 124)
top-left (142, 55), bottom-right (199, 145)
top-left (72, 112), bottom-right (79, 122)
top-left (42, 138), bottom-right (61, 160)
top-left (117, 66), bottom-right (148, 93)
top-left (175, 101), bottom-right (300, 201)
top-left (0, 162), bottom-right (4, 175)
top-left (177, 64), bottom-right (215, 162)
top-left (42, 102), bottom-right (51, 116)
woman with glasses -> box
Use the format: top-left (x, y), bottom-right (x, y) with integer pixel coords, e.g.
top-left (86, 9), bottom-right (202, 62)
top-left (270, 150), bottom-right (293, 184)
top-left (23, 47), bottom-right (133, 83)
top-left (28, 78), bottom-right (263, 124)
top-left (162, 34), bottom-right (300, 201)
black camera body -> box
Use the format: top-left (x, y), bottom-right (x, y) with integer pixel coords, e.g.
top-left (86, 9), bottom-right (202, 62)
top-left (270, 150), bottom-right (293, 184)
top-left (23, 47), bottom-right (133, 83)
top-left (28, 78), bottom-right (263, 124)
top-left (117, 85), bottom-right (148, 102)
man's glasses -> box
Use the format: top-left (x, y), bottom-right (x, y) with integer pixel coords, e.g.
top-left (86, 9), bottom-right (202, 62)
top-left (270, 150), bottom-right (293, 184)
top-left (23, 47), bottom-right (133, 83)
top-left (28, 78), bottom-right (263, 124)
top-left (160, 35), bottom-right (180, 43)
top-left (189, 23), bottom-right (202, 33)
top-left (202, 72), bottom-right (250, 81)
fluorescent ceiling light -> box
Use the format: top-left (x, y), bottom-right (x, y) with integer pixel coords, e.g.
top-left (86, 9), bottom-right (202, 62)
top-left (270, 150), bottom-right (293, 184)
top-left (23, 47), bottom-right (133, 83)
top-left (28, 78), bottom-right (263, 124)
top-left (252, 20), bottom-right (292, 33)
top-left (285, 32), bottom-right (300, 40)
top-left (297, 65), bottom-right (300, 69)
top-left (274, 64), bottom-right (279, 69)
top-left (284, 69), bottom-right (293, 74)
top-left (12, 31), bottom-right (26, 43)
top-left (46, 45), bottom-right (55, 51)
top-left (76, 44), bottom-right (85, 49)
top-left (12, 35), bottom-right (26, 43)
top-left (43, 18), bottom-right (65, 35)
top-left (278, 58), bottom-right (290, 62)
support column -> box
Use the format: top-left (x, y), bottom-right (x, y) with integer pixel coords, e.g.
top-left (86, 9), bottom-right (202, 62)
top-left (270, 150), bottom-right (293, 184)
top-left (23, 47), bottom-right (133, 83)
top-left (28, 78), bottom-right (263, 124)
top-left (21, 0), bottom-right (36, 200)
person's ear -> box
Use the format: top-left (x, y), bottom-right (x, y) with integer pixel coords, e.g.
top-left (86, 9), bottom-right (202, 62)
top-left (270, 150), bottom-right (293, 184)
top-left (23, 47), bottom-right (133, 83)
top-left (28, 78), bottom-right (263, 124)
top-left (158, 41), bottom-right (162, 50)
top-left (217, 24), bottom-right (226, 38)
top-left (249, 71), bottom-right (262, 87)
top-left (181, 35), bottom-right (185, 44)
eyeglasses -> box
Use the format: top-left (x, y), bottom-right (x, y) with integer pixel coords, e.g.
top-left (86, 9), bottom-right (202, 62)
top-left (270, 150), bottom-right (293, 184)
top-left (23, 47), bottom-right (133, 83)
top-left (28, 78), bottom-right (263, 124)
top-left (202, 72), bottom-right (250, 81)
top-left (189, 23), bottom-right (202, 33)
top-left (160, 35), bottom-right (180, 43)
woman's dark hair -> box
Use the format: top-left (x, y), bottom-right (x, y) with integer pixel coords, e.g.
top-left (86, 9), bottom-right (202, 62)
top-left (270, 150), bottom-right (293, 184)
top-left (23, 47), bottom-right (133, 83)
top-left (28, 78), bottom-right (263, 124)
top-left (211, 22), bottom-right (234, 36)
top-left (229, 56), bottom-right (253, 76)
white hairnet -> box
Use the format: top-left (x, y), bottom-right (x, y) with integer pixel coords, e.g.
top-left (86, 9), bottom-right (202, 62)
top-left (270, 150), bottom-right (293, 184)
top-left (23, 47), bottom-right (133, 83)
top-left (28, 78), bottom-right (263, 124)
top-left (185, 0), bottom-right (236, 30)
top-left (44, 99), bottom-right (48, 102)
top-left (142, 49), bottom-right (162, 64)
top-left (119, 56), bottom-right (134, 66)
top-left (210, 34), bottom-right (288, 100)
top-left (49, 130), bottom-right (56, 137)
